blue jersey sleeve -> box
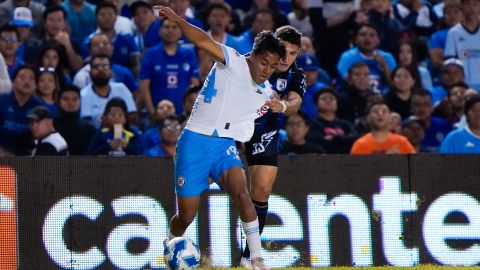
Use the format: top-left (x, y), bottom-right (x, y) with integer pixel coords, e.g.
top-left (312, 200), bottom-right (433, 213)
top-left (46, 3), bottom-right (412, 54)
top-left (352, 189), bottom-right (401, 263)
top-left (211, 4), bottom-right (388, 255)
top-left (139, 49), bottom-right (155, 80)
top-left (126, 34), bottom-right (140, 55)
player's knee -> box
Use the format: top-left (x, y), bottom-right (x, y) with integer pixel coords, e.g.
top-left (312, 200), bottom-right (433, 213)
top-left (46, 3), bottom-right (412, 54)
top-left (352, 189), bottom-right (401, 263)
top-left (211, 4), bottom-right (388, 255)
top-left (230, 188), bottom-right (251, 203)
top-left (252, 185), bottom-right (272, 200)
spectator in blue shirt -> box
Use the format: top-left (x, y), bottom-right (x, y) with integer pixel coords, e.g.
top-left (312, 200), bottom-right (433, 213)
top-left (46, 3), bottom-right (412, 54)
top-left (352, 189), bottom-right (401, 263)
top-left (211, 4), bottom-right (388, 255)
top-left (298, 53), bottom-right (327, 119)
top-left (337, 23), bottom-right (397, 93)
top-left (142, 99), bottom-right (176, 150)
top-left (130, 0), bottom-right (162, 51)
top-left (440, 95), bottom-right (480, 153)
top-left (234, 9), bottom-right (275, 55)
top-left (411, 89), bottom-right (452, 152)
top-left (144, 115), bottom-right (182, 157)
top-left (0, 25), bottom-right (24, 79)
top-left (169, 0), bottom-right (205, 46)
top-left (83, 2), bottom-right (140, 75)
top-left (429, 58), bottom-right (465, 105)
top-left (61, 0), bottom-right (96, 54)
top-left (139, 18), bottom-right (200, 120)
top-left (0, 65), bottom-right (43, 156)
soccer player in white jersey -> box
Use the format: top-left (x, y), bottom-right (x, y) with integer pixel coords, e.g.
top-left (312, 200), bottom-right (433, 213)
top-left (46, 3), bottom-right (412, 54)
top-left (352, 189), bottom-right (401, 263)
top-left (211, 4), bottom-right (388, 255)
top-left (445, 0), bottom-right (480, 91)
top-left (157, 6), bottom-right (286, 270)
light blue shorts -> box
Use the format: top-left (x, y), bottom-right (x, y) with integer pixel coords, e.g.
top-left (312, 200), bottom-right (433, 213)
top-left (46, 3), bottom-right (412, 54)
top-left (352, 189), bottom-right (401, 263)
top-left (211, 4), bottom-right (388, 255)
top-left (174, 129), bottom-right (243, 197)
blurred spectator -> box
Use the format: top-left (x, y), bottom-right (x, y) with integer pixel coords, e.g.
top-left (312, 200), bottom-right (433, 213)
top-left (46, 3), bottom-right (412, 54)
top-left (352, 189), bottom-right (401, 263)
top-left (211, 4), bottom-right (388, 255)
top-left (83, 2), bottom-right (140, 75)
top-left (0, 65), bottom-right (42, 156)
top-left (80, 55), bottom-right (138, 128)
top-left (445, 0), bottom-right (480, 91)
top-left (0, 0), bottom-right (46, 36)
top-left (194, 0), bottom-right (242, 35)
top-left (429, 58), bottom-right (465, 105)
top-left (351, 101), bottom-right (416, 154)
top-left (36, 67), bottom-right (59, 116)
top-left (0, 53), bottom-right (12, 93)
top-left (392, 0), bottom-right (438, 39)
top-left (144, 115), bottom-right (182, 157)
top-left (242, 0), bottom-right (288, 30)
top-left (139, 18), bottom-right (200, 118)
top-left (393, 40), bottom-right (432, 89)
top-left (433, 81), bottom-right (468, 125)
top-left (54, 85), bottom-right (96, 155)
top-left (298, 53), bottom-right (327, 119)
top-left (106, 0), bottom-right (135, 35)
top-left (306, 87), bottom-right (358, 154)
top-left (61, 0), bottom-right (96, 54)
top-left (234, 9), bottom-right (275, 55)
top-left (287, 0), bottom-right (313, 38)
top-left (178, 84), bottom-right (200, 123)
top-left (86, 98), bottom-right (143, 156)
top-left (389, 112), bottom-right (402, 133)
top-left (130, 0), bottom-right (161, 51)
top-left (280, 111), bottom-right (325, 155)
top-left (454, 89), bottom-right (479, 129)
top-left (300, 35), bottom-right (314, 55)
top-left (142, 99), bottom-right (176, 150)
top-left (38, 41), bottom-right (72, 85)
top-left (73, 33), bottom-right (139, 93)
top-left (28, 105), bottom-right (68, 155)
top-left (198, 3), bottom-right (242, 80)
top-left (410, 89), bottom-right (452, 152)
top-left (364, 0), bottom-right (404, 52)
top-left (440, 95), bottom-right (480, 153)
top-left (401, 115), bottom-right (427, 152)
top-left (170, 0), bottom-right (205, 46)
top-left (337, 62), bottom-right (374, 123)
top-left (353, 91), bottom-right (384, 134)
top-left (428, 0), bottom-right (463, 78)
top-left (384, 65), bottom-right (419, 119)
top-left (41, 5), bottom-right (84, 71)
top-left (337, 23), bottom-right (397, 92)
top-left (308, 0), bottom-right (359, 78)
top-left (11, 7), bottom-right (42, 64)
top-left (0, 25), bottom-right (24, 79)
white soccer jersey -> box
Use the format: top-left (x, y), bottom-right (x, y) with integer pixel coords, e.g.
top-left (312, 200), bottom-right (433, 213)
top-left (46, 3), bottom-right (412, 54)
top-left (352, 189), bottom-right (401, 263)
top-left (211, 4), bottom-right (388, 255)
top-left (445, 23), bottom-right (480, 90)
top-left (186, 45), bottom-right (275, 142)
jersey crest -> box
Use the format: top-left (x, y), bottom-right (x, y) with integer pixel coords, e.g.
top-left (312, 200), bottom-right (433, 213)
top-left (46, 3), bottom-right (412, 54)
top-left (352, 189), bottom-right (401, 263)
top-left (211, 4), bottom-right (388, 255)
top-left (276, 78), bottom-right (288, 92)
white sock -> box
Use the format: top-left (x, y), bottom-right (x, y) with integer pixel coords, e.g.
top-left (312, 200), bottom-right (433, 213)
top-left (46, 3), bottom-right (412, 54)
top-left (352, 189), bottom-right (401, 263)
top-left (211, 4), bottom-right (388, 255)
top-left (242, 218), bottom-right (262, 259)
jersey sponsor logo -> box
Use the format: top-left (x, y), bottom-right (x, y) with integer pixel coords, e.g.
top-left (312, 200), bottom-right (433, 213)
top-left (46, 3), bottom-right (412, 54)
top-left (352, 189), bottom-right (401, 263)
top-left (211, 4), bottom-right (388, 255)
top-left (0, 166), bottom-right (18, 270)
top-left (276, 79), bottom-right (288, 92)
top-left (177, 176), bottom-right (186, 187)
top-left (257, 104), bottom-right (269, 116)
top-left (251, 130), bottom-right (277, 155)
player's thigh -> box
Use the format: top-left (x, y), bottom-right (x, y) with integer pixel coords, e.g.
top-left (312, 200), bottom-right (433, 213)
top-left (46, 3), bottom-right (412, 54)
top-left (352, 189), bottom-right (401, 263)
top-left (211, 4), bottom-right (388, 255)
top-left (219, 166), bottom-right (249, 196)
top-left (248, 164), bottom-right (278, 199)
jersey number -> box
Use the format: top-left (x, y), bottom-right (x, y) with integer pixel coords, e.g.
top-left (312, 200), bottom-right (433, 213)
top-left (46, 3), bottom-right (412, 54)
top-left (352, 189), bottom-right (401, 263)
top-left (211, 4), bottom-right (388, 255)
top-left (202, 68), bottom-right (218, 103)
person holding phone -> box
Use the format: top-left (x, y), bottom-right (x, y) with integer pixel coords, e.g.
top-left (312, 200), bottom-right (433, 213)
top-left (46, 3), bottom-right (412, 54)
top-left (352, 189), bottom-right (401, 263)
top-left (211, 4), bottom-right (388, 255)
top-left (86, 98), bottom-right (143, 156)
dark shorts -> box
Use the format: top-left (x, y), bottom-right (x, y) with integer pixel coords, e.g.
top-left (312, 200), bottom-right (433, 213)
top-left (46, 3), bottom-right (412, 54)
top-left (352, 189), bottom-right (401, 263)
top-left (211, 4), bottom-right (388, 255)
top-left (245, 130), bottom-right (279, 166)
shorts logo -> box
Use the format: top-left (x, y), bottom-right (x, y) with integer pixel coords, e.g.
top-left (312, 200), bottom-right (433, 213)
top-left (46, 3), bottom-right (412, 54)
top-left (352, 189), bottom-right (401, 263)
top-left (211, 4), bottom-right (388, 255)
top-left (276, 79), bottom-right (287, 92)
top-left (177, 176), bottom-right (186, 187)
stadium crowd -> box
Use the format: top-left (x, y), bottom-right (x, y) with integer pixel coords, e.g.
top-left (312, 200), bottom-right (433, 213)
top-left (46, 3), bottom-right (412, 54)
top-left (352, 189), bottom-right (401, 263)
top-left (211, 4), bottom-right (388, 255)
top-left (0, 0), bottom-right (480, 156)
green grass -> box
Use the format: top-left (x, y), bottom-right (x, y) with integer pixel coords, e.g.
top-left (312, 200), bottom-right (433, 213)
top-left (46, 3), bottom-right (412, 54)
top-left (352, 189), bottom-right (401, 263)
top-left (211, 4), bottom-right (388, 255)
top-left (198, 267), bottom-right (480, 270)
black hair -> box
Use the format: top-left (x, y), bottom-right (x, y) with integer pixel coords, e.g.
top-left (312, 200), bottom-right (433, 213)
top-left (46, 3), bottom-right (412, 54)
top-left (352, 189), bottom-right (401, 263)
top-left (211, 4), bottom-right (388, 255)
top-left (313, 86), bottom-right (337, 104)
top-left (43, 5), bottom-right (67, 21)
top-left (411, 88), bottom-right (432, 100)
top-left (103, 98), bottom-right (130, 129)
top-left (59, 84), bottom-right (81, 97)
top-left (12, 64), bottom-right (37, 81)
top-left (447, 81), bottom-right (469, 93)
top-left (90, 54), bottom-right (112, 66)
top-left (160, 115), bottom-right (181, 127)
top-left (353, 23), bottom-right (379, 37)
top-left (207, 3), bottom-right (230, 16)
top-left (183, 85), bottom-right (201, 104)
top-left (275, 25), bottom-right (302, 47)
top-left (252, 8), bottom-right (275, 22)
top-left (252, 30), bottom-right (286, 60)
top-left (37, 41), bottom-right (70, 87)
top-left (367, 100), bottom-right (389, 114)
top-left (96, 2), bottom-right (118, 16)
top-left (465, 95), bottom-right (480, 116)
top-left (0, 24), bottom-right (18, 37)
top-left (390, 65), bottom-right (421, 90)
top-left (286, 111), bottom-right (309, 126)
top-left (348, 62), bottom-right (369, 75)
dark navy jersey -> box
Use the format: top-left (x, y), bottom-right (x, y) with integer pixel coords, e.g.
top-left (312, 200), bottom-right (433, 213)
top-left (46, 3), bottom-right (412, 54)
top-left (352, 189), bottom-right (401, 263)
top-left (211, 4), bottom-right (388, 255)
top-left (245, 62), bottom-right (306, 162)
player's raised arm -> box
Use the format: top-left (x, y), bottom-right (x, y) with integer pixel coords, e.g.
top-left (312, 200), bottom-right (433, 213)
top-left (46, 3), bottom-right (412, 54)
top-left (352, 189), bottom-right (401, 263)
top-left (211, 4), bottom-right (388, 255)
top-left (157, 6), bottom-right (225, 64)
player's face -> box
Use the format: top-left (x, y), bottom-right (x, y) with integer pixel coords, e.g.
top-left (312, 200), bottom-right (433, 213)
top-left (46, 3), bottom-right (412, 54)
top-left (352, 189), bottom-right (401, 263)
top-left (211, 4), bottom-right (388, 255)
top-left (277, 42), bottom-right (299, 72)
top-left (249, 51), bottom-right (280, 83)
top-left (467, 102), bottom-right (480, 129)
top-left (367, 104), bottom-right (390, 131)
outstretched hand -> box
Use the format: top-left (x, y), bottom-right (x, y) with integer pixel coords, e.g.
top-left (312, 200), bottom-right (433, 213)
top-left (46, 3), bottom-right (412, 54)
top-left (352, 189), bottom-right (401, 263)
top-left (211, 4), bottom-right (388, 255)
top-left (155, 6), bottom-right (182, 23)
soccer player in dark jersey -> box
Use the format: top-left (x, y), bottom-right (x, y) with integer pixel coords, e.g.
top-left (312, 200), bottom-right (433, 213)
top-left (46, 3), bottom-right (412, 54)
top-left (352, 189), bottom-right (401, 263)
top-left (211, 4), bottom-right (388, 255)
top-left (242, 25), bottom-right (306, 268)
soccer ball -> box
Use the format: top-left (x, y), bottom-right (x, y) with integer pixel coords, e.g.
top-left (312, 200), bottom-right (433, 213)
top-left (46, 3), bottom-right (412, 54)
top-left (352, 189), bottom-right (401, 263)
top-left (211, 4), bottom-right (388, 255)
top-left (164, 237), bottom-right (201, 270)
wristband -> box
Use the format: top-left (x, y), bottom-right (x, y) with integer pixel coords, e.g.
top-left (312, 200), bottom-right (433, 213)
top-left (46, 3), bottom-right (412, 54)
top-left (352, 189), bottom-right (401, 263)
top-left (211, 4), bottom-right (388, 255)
top-left (280, 100), bottom-right (287, 113)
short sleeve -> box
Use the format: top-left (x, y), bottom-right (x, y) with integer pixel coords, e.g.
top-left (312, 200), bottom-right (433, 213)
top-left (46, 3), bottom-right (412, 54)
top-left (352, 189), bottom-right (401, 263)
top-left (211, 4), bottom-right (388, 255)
top-left (287, 69), bottom-right (307, 98)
